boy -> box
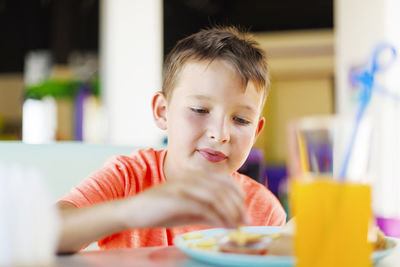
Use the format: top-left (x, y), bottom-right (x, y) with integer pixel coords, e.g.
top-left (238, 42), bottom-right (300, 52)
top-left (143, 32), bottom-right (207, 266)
top-left (57, 26), bottom-right (286, 253)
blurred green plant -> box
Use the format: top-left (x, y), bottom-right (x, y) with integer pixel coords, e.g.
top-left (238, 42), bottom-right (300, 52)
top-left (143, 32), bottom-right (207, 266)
top-left (24, 77), bottom-right (100, 100)
top-left (91, 76), bottom-right (100, 97)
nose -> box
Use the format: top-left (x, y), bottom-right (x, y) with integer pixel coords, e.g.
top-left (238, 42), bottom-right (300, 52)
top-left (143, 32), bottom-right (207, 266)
top-left (207, 116), bottom-right (230, 143)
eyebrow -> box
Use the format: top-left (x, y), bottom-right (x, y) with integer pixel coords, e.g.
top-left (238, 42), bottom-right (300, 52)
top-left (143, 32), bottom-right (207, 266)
top-left (187, 94), bottom-right (258, 114)
top-left (187, 95), bottom-right (213, 101)
top-left (238, 104), bottom-right (257, 114)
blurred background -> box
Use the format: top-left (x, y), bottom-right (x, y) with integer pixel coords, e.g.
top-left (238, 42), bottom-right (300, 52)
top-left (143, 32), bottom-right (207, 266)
top-left (2, 0), bottom-right (400, 231)
top-left (0, 0), bottom-right (333, 162)
top-left (3, 0), bottom-right (400, 242)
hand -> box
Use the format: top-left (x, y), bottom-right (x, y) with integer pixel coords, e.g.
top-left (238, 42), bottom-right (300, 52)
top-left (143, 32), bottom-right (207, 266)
top-left (122, 172), bottom-right (248, 229)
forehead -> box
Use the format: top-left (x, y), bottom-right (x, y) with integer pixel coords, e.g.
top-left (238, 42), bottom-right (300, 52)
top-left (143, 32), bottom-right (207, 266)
top-left (171, 59), bottom-right (264, 111)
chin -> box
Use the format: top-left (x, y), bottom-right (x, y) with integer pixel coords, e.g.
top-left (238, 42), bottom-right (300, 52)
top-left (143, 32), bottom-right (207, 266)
top-left (204, 164), bottom-right (232, 175)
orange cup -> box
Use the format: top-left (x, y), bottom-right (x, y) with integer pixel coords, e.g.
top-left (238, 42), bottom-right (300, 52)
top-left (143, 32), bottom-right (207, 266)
top-left (290, 178), bottom-right (372, 267)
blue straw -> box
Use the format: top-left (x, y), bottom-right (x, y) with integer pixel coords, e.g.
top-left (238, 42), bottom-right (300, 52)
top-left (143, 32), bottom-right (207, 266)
top-left (339, 44), bottom-right (397, 180)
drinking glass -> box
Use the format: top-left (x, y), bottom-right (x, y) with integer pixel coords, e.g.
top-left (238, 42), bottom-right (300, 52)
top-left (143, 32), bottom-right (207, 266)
top-left (286, 115), bottom-right (373, 267)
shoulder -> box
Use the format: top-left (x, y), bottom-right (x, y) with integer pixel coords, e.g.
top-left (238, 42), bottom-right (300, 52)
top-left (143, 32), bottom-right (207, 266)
top-left (129, 147), bottom-right (167, 161)
top-left (105, 148), bottom-right (166, 170)
top-left (232, 172), bottom-right (269, 196)
top-left (97, 148), bottom-right (167, 191)
top-left (232, 172), bottom-right (287, 226)
top-left (63, 148), bottom-right (167, 204)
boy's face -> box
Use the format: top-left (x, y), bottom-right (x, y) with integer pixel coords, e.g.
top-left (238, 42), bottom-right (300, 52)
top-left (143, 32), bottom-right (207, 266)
top-left (153, 59), bottom-right (265, 177)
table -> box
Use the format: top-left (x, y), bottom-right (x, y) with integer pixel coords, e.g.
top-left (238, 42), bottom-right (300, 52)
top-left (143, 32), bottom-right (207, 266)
top-left (56, 246), bottom-right (207, 267)
top-left (56, 240), bottom-right (400, 267)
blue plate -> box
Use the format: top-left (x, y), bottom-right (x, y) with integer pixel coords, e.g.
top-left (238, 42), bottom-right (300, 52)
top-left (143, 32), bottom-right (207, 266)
top-left (174, 226), bottom-right (397, 267)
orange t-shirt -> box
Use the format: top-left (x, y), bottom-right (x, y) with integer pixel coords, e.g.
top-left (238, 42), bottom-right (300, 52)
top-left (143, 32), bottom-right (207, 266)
top-left (61, 148), bottom-right (286, 250)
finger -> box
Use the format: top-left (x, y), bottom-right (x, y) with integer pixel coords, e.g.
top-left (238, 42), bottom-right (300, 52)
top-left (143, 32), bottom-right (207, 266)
top-left (159, 195), bottom-right (225, 226)
top-left (178, 180), bottom-right (244, 227)
top-left (172, 173), bottom-right (246, 226)
top-left (212, 186), bottom-right (246, 227)
top-left (168, 197), bottom-right (227, 227)
top-left (136, 186), bottom-right (227, 228)
top-left (206, 173), bottom-right (245, 200)
top-left (195, 175), bottom-right (247, 225)
top-left (176, 182), bottom-right (234, 227)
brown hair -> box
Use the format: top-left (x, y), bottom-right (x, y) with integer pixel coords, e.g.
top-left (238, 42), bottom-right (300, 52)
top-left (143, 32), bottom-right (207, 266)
top-left (162, 26), bottom-right (270, 103)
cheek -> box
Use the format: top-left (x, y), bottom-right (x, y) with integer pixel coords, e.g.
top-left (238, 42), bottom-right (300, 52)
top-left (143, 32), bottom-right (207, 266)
top-left (230, 127), bottom-right (257, 167)
top-left (184, 112), bottom-right (207, 129)
top-left (232, 125), bottom-right (257, 147)
top-left (171, 112), bottom-right (205, 141)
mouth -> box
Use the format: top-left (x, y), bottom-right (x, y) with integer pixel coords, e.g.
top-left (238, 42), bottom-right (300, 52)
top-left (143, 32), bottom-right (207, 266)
top-left (197, 148), bottom-right (227, 163)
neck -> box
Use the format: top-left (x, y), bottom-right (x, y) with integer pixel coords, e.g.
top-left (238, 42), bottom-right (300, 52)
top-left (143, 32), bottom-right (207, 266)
top-left (163, 151), bottom-right (182, 181)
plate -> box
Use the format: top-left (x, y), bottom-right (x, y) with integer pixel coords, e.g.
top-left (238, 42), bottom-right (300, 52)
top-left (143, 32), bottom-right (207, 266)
top-left (174, 226), bottom-right (397, 267)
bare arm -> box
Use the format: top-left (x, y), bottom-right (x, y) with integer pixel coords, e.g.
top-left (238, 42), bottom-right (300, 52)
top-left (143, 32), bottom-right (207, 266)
top-left (57, 172), bottom-right (247, 254)
top-left (57, 200), bottom-right (128, 254)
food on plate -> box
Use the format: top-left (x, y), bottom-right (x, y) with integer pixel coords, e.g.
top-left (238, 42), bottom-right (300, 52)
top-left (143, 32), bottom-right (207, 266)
top-left (214, 218), bottom-right (386, 256)
top-left (215, 220), bottom-right (295, 256)
top-left (369, 225), bottom-right (387, 251)
top-left (266, 232), bottom-right (294, 256)
top-left (216, 228), bottom-right (273, 255)
top-left (183, 218), bottom-right (388, 256)
top-left (183, 232), bottom-right (204, 240)
top-left (195, 238), bottom-right (217, 248)
top-left (188, 237), bottom-right (218, 251)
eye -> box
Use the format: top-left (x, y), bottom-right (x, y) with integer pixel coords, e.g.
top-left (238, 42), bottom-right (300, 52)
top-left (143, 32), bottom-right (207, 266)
top-left (190, 107), bottom-right (209, 114)
top-left (234, 116), bottom-right (250, 125)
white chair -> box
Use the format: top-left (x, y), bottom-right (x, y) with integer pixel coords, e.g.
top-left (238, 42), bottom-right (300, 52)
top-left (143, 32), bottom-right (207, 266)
top-left (0, 141), bottom-right (140, 201)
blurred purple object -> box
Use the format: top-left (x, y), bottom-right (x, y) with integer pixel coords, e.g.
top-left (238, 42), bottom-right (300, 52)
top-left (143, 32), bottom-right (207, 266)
top-left (238, 148), bottom-right (264, 184)
top-left (263, 166), bottom-right (287, 198)
top-left (238, 148), bottom-right (287, 198)
top-left (75, 84), bottom-right (90, 141)
top-left (376, 216), bottom-right (400, 237)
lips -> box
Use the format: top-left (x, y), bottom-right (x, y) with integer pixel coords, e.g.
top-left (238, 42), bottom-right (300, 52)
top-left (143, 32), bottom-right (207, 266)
top-left (197, 148), bottom-right (227, 163)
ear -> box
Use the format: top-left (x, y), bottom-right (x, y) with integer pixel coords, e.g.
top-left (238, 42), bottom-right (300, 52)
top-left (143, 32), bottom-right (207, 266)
top-left (152, 92), bottom-right (168, 130)
top-left (253, 116), bottom-right (265, 144)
